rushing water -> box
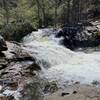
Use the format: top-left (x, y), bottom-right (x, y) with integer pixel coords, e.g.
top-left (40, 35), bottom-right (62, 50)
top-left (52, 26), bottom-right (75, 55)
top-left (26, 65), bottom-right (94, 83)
top-left (23, 28), bottom-right (100, 87)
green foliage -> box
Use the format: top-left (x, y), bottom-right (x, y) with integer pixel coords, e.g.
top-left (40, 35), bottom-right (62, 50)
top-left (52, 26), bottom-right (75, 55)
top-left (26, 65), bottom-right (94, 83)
top-left (0, 0), bottom-right (37, 41)
top-left (0, 22), bottom-right (34, 41)
top-left (0, 0), bottom-right (100, 41)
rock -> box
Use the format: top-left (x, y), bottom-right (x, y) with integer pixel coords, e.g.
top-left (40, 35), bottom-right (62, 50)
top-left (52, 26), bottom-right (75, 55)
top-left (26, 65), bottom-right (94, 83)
top-left (0, 35), bottom-right (8, 51)
top-left (73, 91), bottom-right (77, 94)
top-left (0, 41), bottom-right (41, 99)
top-left (26, 63), bottom-right (41, 71)
top-left (56, 21), bottom-right (100, 49)
top-left (43, 81), bottom-right (58, 94)
top-left (0, 85), bottom-right (3, 91)
top-left (0, 65), bottom-right (6, 70)
top-left (92, 80), bottom-right (100, 85)
top-left (61, 92), bottom-right (70, 96)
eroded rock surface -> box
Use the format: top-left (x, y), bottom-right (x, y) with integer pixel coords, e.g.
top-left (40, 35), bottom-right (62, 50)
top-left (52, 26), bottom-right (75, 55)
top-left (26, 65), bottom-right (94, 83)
top-left (0, 41), bottom-right (41, 100)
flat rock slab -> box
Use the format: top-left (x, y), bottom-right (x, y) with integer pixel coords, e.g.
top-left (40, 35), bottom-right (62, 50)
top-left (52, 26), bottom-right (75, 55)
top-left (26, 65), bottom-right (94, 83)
top-left (44, 84), bottom-right (100, 100)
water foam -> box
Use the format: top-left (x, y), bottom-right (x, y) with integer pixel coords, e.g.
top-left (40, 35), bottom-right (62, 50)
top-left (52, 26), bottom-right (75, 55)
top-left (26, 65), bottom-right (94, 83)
top-left (23, 28), bottom-right (100, 86)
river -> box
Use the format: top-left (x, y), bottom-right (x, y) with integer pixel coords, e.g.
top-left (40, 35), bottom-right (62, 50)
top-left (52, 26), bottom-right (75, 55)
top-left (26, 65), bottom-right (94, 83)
top-left (23, 28), bottom-right (100, 87)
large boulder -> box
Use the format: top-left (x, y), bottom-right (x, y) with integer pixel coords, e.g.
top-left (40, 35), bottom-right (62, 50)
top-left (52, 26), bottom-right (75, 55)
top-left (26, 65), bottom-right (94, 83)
top-left (0, 35), bottom-right (8, 51)
top-left (56, 21), bottom-right (100, 49)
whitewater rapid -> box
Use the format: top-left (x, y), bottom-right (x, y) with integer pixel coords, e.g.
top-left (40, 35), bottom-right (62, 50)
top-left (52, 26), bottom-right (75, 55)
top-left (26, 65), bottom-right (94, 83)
top-left (23, 29), bottom-right (100, 86)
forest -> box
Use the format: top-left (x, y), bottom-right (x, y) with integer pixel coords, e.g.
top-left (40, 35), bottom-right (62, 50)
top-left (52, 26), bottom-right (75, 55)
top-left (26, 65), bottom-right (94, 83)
top-left (0, 0), bottom-right (100, 41)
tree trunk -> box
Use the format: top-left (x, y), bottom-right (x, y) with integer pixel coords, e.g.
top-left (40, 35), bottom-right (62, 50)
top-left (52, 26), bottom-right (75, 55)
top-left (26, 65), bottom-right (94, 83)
top-left (66, 0), bottom-right (71, 24)
top-left (35, 0), bottom-right (42, 28)
top-left (3, 0), bottom-right (9, 25)
top-left (41, 0), bottom-right (46, 27)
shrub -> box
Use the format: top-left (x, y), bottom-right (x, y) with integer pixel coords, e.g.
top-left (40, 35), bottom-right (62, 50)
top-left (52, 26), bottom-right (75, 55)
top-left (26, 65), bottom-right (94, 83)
top-left (0, 21), bottom-right (35, 41)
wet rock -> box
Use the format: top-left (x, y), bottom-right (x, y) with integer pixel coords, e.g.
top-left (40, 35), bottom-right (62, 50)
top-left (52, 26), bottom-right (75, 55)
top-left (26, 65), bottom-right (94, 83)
top-left (4, 42), bottom-right (34, 61)
top-left (26, 63), bottom-right (41, 71)
top-left (0, 35), bottom-right (8, 52)
top-left (0, 41), bottom-right (41, 99)
top-left (0, 65), bottom-right (5, 70)
top-left (73, 91), bottom-right (77, 94)
top-left (92, 80), bottom-right (100, 85)
top-left (61, 92), bottom-right (70, 96)
top-left (61, 91), bottom-right (77, 96)
top-left (56, 21), bottom-right (100, 49)
top-left (74, 81), bottom-right (80, 85)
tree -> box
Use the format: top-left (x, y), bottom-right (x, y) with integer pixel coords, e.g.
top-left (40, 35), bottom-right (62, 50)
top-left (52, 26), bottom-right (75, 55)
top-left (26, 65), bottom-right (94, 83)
top-left (0, 0), bottom-right (17, 25)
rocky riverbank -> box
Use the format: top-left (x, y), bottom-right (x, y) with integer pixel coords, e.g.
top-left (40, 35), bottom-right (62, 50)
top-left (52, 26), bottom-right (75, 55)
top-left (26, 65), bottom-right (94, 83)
top-left (0, 36), bottom-right (42, 99)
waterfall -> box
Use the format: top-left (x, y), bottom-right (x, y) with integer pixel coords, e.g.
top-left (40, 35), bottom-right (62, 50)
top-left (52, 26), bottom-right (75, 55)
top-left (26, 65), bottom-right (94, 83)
top-left (23, 28), bottom-right (100, 86)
